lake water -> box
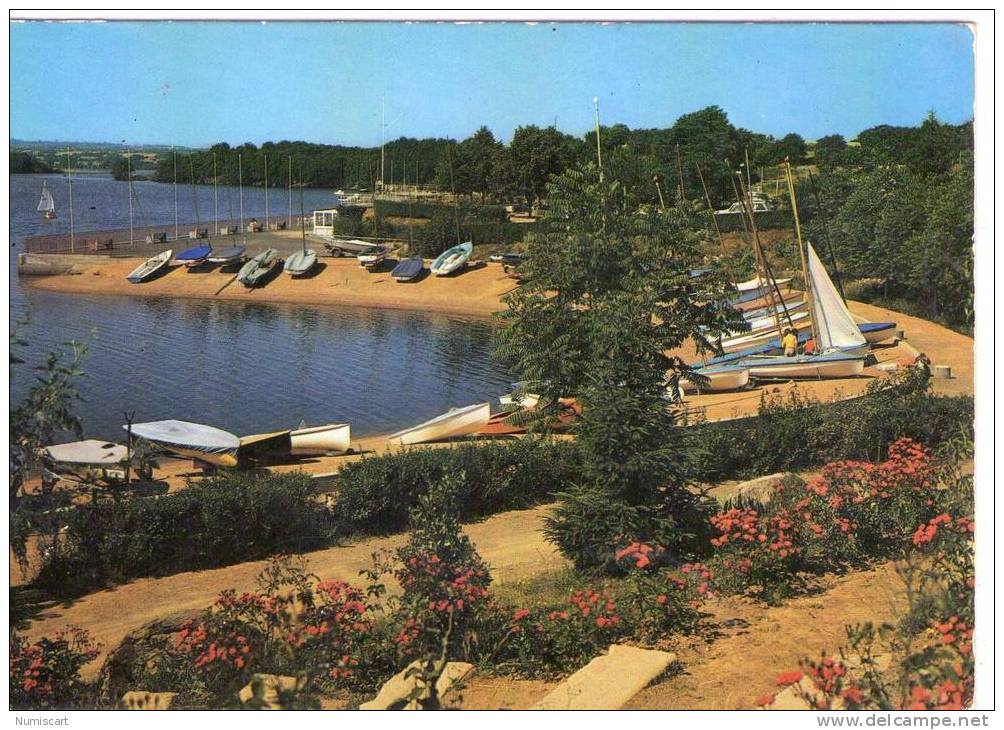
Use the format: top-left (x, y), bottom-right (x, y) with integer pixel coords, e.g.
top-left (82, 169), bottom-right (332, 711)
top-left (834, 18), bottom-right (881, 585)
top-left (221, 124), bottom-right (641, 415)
top-left (9, 173), bottom-right (512, 441)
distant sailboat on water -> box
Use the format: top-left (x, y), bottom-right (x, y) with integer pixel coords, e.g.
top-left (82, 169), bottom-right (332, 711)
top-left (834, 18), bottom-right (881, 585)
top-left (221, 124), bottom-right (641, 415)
top-left (38, 181), bottom-right (56, 219)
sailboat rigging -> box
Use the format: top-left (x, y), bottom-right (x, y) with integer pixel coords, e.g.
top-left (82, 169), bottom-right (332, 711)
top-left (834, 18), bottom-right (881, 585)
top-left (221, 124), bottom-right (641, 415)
top-left (283, 161), bottom-right (318, 276)
top-left (37, 180), bottom-right (56, 219)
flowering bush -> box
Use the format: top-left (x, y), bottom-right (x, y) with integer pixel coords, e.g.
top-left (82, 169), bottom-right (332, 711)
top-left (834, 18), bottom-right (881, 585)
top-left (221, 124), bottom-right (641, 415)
top-left (708, 439), bottom-right (947, 602)
top-left (500, 587), bottom-right (629, 676)
top-left (9, 626), bottom-right (99, 709)
top-left (364, 474), bottom-right (495, 664)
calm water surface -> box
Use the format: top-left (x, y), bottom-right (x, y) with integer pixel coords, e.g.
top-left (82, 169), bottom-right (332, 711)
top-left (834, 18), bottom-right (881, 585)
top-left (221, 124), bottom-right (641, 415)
top-left (10, 173), bottom-right (512, 440)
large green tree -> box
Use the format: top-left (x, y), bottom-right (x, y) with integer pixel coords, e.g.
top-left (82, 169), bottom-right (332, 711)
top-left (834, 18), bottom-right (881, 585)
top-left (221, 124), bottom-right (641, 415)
top-left (494, 163), bottom-right (743, 569)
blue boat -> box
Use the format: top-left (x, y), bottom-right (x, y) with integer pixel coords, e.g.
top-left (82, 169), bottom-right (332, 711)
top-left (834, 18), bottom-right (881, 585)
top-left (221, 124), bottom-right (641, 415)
top-left (391, 256), bottom-right (424, 281)
top-left (858, 322), bottom-right (897, 343)
top-left (174, 243), bottom-right (212, 267)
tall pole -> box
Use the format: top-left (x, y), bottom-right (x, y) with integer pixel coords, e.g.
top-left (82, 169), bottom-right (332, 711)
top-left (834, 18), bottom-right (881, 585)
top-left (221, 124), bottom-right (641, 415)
top-left (380, 96), bottom-right (386, 189)
top-left (738, 172), bottom-right (782, 339)
top-left (173, 148), bottom-right (179, 241)
top-left (696, 162), bottom-right (724, 248)
top-left (785, 159), bottom-right (819, 347)
top-left (288, 156), bottom-right (292, 230)
top-left (807, 170), bottom-right (846, 302)
top-left (675, 144), bottom-right (687, 201)
top-left (65, 147), bottom-right (75, 253)
top-left (213, 152), bottom-right (219, 235)
top-left (127, 148), bottom-right (134, 246)
top-left (238, 153), bottom-right (245, 244)
top-left (744, 147), bottom-right (752, 193)
top-left (593, 96), bottom-right (604, 183)
top-left (264, 153), bottom-right (269, 231)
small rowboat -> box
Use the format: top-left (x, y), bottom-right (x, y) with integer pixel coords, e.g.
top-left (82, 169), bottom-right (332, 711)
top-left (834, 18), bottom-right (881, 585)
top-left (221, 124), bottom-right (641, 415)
top-left (291, 423), bottom-right (351, 455)
top-left (126, 419), bottom-right (241, 468)
top-left (431, 241), bottom-right (473, 276)
top-left (126, 249), bottom-right (172, 283)
top-left (858, 322), bottom-right (897, 343)
top-left (682, 364), bottom-right (751, 392)
top-left (174, 244), bottom-right (212, 268)
top-left (391, 256), bottom-right (424, 281)
top-left (284, 249), bottom-right (318, 276)
top-left (386, 402), bottom-right (491, 446)
top-left (358, 247), bottom-right (387, 268)
top-left (237, 248), bottom-right (279, 288)
top-left (207, 245), bottom-right (246, 265)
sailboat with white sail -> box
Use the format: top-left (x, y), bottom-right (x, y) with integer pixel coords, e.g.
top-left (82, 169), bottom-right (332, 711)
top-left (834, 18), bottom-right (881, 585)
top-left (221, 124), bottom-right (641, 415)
top-left (732, 161), bottom-right (867, 380)
top-left (37, 181), bottom-right (56, 219)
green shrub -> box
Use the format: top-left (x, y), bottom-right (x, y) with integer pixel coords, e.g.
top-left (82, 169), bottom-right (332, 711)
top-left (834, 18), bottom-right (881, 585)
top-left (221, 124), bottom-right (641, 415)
top-left (334, 438), bottom-right (581, 534)
top-left (9, 626), bottom-right (99, 709)
top-left (36, 472), bottom-right (334, 594)
top-left (690, 378), bottom-right (973, 483)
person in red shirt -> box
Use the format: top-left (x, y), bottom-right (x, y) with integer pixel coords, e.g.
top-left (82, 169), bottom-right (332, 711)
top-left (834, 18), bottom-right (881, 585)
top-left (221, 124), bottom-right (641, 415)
top-left (803, 338), bottom-right (816, 355)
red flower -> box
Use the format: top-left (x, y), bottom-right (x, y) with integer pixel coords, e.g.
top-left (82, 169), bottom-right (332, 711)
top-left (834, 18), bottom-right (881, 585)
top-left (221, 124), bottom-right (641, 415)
top-left (776, 671), bottom-right (803, 686)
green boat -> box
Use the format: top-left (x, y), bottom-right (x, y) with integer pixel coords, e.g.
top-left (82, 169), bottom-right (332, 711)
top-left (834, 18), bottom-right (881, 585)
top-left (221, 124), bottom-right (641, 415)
top-left (237, 248), bottom-right (279, 288)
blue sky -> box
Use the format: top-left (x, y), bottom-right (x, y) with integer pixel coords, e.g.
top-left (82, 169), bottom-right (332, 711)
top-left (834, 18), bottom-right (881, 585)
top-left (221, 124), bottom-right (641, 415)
top-left (10, 21), bottom-right (974, 148)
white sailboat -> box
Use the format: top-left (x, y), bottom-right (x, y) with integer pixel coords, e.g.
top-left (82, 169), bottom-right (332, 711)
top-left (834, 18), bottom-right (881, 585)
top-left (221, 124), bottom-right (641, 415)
top-left (37, 181), bottom-right (56, 219)
top-left (734, 162), bottom-right (867, 380)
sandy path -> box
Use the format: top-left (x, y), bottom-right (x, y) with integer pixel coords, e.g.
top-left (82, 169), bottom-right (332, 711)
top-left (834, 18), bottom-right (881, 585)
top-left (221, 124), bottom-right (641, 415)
top-left (24, 254), bottom-right (516, 318)
top-left (21, 505), bottom-right (567, 679)
top-left (625, 562), bottom-right (908, 710)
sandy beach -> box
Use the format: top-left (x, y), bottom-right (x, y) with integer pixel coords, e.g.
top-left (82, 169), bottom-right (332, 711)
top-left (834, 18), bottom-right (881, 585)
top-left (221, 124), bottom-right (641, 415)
top-left (23, 243), bottom-right (518, 318)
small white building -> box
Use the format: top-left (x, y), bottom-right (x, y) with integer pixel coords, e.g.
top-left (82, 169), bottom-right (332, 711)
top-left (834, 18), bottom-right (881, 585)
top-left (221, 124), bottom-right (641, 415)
top-left (312, 208), bottom-right (343, 237)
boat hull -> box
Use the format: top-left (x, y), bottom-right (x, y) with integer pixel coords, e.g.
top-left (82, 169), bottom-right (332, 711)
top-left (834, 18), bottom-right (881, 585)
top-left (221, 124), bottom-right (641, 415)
top-left (720, 317), bottom-right (812, 353)
top-left (238, 249), bottom-right (279, 287)
top-left (859, 322), bottom-right (897, 343)
top-left (387, 402), bottom-right (490, 446)
top-left (392, 256), bottom-right (424, 281)
top-left (682, 366), bottom-right (751, 392)
top-left (126, 249), bottom-right (173, 283)
top-left (290, 423), bottom-right (351, 455)
top-left (431, 242), bottom-right (474, 276)
top-left (284, 249), bottom-right (317, 276)
top-left (743, 355), bottom-right (865, 381)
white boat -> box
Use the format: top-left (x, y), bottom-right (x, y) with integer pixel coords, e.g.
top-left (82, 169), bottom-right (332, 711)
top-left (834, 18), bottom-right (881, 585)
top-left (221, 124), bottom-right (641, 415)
top-left (126, 249), bottom-right (173, 283)
top-left (126, 419), bottom-right (241, 468)
top-left (386, 402), bottom-right (491, 446)
top-left (739, 308), bottom-right (809, 336)
top-left (742, 296), bottom-right (808, 322)
top-left (682, 365), bottom-right (751, 392)
top-left (43, 439), bottom-right (128, 466)
top-left (38, 181), bottom-right (56, 219)
top-left (291, 423), bottom-right (351, 455)
top-left (744, 353), bottom-right (865, 380)
top-left (430, 242), bottom-right (473, 276)
top-left (357, 247), bottom-right (387, 268)
top-left (735, 275), bottom-right (791, 293)
top-left (720, 316), bottom-right (812, 353)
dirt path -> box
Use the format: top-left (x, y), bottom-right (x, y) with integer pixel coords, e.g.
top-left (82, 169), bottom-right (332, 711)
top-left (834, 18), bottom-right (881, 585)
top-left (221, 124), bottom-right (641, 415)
top-left (625, 562), bottom-right (908, 710)
top-left (21, 505), bottom-right (567, 679)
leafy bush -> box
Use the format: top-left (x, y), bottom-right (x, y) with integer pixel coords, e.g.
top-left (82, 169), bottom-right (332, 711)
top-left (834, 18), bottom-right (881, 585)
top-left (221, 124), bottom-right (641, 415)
top-left (691, 375), bottom-right (973, 482)
top-left (9, 626), bottom-right (100, 709)
top-left (334, 438), bottom-right (581, 534)
top-left (36, 472), bottom-right (335, 595)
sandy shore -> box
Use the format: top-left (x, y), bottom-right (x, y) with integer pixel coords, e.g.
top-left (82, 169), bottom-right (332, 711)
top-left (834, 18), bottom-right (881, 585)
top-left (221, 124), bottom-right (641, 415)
top-left (23, 246), bottom-right (517, 318)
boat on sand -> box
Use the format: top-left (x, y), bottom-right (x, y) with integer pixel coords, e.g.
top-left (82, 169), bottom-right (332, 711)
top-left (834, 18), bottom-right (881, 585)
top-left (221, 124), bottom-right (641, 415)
top-left (126, 249), bottom-right (173, 283)
top-left (237, 249), bottom-right (279, 288)
top-left (682, 364), bottom-right (751, 392)
top-left (431, 242), bottom-right (473, 276)
top-left (386, 402), bottom-right (490, 446)
top-left (126, 419), bottom-right (241, 468)
top-left (291, 423), bottom-right (351, 455)
top-left (391, 256), bottom-right (424, 281)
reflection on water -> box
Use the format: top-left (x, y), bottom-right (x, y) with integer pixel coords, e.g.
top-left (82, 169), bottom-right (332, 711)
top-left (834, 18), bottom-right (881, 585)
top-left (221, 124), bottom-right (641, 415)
top-left (9, 174), bottom-right (513, 441)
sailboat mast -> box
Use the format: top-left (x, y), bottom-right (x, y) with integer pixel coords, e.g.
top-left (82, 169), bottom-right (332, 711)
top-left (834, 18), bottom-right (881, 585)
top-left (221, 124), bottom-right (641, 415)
top-left (299, 165), bottom-right (307, 255)
top-left (696, 162), bottom-right (724, 248)
top-left (264, 154), bottom-right (269, 231)
top-left (737, 172), bottom-right (783, 338)
top-left (238, 153), bottom-right (245, 244)
top-left (65, 147), bottom-right (75, 253)
top-left (784, 160), bottom-right (819, 346)
top-left (213, 152), bottom-right (219, 236)
top-left (127, 149), bottom-right (134, 246)
top-left (287, 156), bottom-right (292, 230)
top-left (173, 148), bottom-right (179, 241)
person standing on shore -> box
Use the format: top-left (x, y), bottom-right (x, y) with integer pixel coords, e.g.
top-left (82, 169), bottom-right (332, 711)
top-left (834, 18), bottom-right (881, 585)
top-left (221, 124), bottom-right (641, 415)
top-left (782, 328), bottom-right (798, 357)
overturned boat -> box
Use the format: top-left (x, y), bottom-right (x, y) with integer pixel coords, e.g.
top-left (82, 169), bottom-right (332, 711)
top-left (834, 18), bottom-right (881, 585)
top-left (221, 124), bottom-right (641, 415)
top-left (126, 419), bottom-right (241, 468)
top-left (386, 402), bottom-right (491, 446)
